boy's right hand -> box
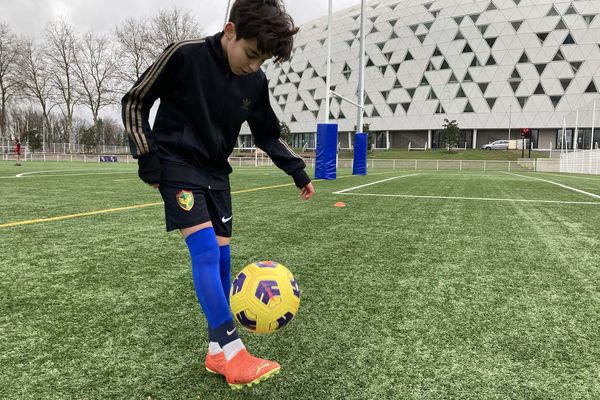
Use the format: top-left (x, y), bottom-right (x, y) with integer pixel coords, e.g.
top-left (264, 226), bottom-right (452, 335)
top-left (137, 153), bottom-right (161, 186)
top-left (300, 182), bottom-right (315, 200)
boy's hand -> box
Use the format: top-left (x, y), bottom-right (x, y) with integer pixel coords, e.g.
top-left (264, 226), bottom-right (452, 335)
top-left (300, 182), bottom-right (315, 200)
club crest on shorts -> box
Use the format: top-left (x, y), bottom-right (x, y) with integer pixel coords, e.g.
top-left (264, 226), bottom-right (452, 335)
top-left (176, 190), bottom-right (194, 211)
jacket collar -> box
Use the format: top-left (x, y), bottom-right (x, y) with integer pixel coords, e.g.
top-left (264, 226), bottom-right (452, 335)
top-left (207, 32), bottom-right (232, 73)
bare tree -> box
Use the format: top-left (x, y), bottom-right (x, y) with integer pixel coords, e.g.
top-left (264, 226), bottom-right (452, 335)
top-left (18, 39), bottom-right (56, 150)
top-left (47, 112), bottom-right (67, 147)
top-left (9, 106), bottom-right (45, 151)
top-left (100, 117), bottom-right (126, 146)
top-left (147, 6), bottom-right (203, 58)
top-left (44, 18), bottom-right (79, 151)
top-left (0, 22), bottom-right (22, 146)
top-left (114, 17), bottom-right (152, 85)
top-left (73, 31), bottom-right (118, 130)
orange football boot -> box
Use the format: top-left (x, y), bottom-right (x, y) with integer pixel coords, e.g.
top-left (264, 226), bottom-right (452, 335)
top-left (205, 352), bottom-right (226, 376)
top-left (225, 349), bottom-right (281, 389)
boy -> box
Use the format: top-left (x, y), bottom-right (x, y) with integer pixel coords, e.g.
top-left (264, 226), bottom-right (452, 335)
top-left (121, 0), bottom-right (314, 390)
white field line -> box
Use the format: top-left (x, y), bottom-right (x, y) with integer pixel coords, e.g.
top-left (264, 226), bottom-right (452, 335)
top-left (113, 178), bottom-right (141, 182)
top-left (22, 171), bottom-right (134, 178)
top-left (19, 171), bottom-right (135, 178)
top-left (535, 172), bottom-right (600, 181)
top-left (502, 172), bottom-right (600, 200)
top-left (332, 173), bottom-right (421, 194)
top-left (336, 192), bottom-right (600, 205)
top-left (16, 169), bottom-right (119, 177)
top-left (0, 169), bottom-right (134, 179)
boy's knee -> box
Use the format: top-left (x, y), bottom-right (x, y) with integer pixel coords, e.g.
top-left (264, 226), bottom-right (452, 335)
top-left (181, 221), bottom-right (213, 239)
top-left (216, 236), bottom-right (231, 246)
top-left (185, 226), bottom-right (219, 259)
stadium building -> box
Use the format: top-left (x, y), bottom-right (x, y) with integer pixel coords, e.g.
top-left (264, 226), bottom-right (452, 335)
top-left (240, 0), bottom-right (600, 151)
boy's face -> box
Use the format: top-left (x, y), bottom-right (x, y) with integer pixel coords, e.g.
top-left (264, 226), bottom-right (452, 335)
top-left (222, 23), bottom-right (271, 76)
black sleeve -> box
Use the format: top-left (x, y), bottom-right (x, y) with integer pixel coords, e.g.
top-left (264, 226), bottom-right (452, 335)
top-left (247, 75), bottom-right (311, 188)
top-left (121, 42), bottom-right (182, 159)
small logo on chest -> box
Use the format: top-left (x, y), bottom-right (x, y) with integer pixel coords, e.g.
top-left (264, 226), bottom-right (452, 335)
top-left (241, 98), bottom-right (252, 110)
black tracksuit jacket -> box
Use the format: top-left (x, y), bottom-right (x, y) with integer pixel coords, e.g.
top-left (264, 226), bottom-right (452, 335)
top-left (121, 32), bottom-right (310, 190)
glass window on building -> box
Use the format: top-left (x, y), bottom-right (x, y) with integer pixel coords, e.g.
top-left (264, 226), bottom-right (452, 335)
top-left (432, 130), bottom-right (472, 149)
top-left (292, 133), bottom-right (316, 150)
top-left (459, 130), bottom-right (473, 149)
top-left (239, 135), bottom-right (254, 149)
top-left (556, 129), bottom-right (573, 149)
top-left (577, 128), bottom-right (600, 150)
top-left (531, 129), bottom-right (539, 149)
top-left (432, 130), bottom-right (443, 149)
top-left (375, 132), bottom-right (387, 148)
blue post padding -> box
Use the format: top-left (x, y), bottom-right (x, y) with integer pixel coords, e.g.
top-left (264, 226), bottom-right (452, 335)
top-left (353, 133), bottom-right (368, 175)
top-left (315, 123), bottom-right (338, 180)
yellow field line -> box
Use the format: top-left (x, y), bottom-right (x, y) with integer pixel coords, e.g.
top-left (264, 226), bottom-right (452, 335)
top-left (0, 202), bottom-right (164, 229)
top-left (0, 171), bottom-right (402, 229)
top-left (0, 182), bottom-right (303, 229)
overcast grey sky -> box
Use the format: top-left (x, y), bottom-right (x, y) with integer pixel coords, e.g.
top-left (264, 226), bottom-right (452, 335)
top-left (0, 0), bottom-right (365, 122)
top-left (0, 0), bottom-right (363, 39)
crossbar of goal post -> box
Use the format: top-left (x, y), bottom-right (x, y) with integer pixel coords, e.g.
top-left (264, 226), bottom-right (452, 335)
top-left (330, 91), bottom-right (366, 110)
top-left (329, 90), bottom-right (366, 173)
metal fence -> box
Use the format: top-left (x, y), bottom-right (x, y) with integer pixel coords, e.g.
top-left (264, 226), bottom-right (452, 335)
top-left (2, 153), bottom-right (135, 163)
top-left (559, 149), bottom-right (600, 174)
top-left (229, 157), bottom-right (539, 172)
top-left (1, 143), bottom-right (130, 155)
top-left (6, 152), bottom-right (599, 176)
top-left (335, 158), bottom-right (537, 172)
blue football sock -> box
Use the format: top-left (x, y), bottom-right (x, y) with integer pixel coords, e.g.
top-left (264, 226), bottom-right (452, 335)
top-left (185, 228), bottom-right (240, 348)
top-left (219, 245), bottom-right (232, 305)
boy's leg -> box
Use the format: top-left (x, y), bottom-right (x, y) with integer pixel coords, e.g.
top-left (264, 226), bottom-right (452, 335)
top-left (161, 184), bottom-right (280, 387)
top-left (202, 190), bottom-right (234, 361)
top-left (202, 189), bottom-right (280, 388)
top-left (217, 238), bottom-right (232, 305)
top-left (159, 184), bottom-right (244, 359)
top-left (206, 189), bottom-right (234, 305)
top-left (185, 224), bottom-right (280, 388)
top-left (204, 235), bottom-right (232, 374)
top-left (206, 236), bottom-right (232, 350)
top-left (205, 236), bottom-right (232, 363)
top-left (182, 224), bottom-right (245, 362)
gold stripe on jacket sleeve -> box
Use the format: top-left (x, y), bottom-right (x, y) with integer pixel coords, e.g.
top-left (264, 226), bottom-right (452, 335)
top-left (124, 39), bottom-right (205, 155)
top-left (278, 138), bottom-right (303, 160)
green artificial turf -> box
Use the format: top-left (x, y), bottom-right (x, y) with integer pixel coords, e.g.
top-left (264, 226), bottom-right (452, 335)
top-left (336, 149), bottom-right (551, 160)
top-left (1, 161), bottom-right (599, 399)
top-left (232, 149), bottom-right (552, 161)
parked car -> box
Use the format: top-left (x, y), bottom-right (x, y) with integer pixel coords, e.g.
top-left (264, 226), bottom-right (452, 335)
top-left (481, 140), bottom-right (509, 150)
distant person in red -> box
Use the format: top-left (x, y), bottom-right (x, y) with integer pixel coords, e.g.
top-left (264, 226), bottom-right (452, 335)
top-left (15, 138), bottom-right (22, 166)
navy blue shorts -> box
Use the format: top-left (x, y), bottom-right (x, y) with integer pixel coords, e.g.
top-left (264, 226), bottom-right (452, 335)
top-left (158, 181), bottom-right (233, 237)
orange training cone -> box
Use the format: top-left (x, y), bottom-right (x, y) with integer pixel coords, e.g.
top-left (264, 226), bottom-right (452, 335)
top-left (334, 202), bottom-right (346, 207)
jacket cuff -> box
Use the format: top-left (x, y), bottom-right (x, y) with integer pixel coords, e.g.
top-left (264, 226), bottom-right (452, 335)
top-left (292, 169), bottom-right (311, 188)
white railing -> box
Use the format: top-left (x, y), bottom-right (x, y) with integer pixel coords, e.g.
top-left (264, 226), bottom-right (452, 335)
top-left (2, 153), bottom-right (135, 163)
top-left (2, 143), bottom-right (130, 154)
top-left (335, 158), bottom-right (535, 172)
top-left (6, 153), bottom-right (597, 175)
top-left (559, 149), bottom-right (600, 175)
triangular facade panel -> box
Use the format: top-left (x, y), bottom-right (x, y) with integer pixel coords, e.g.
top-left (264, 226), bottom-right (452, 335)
top-left (254, 0), bottom-right (600, 140)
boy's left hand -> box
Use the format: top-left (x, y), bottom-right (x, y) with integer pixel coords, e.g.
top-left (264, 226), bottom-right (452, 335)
top-left (300, 182), bottom-right (315, 200)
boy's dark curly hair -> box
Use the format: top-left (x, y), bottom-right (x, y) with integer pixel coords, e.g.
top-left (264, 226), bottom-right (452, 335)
top-left (229, 0), bottom-right (299, 63)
